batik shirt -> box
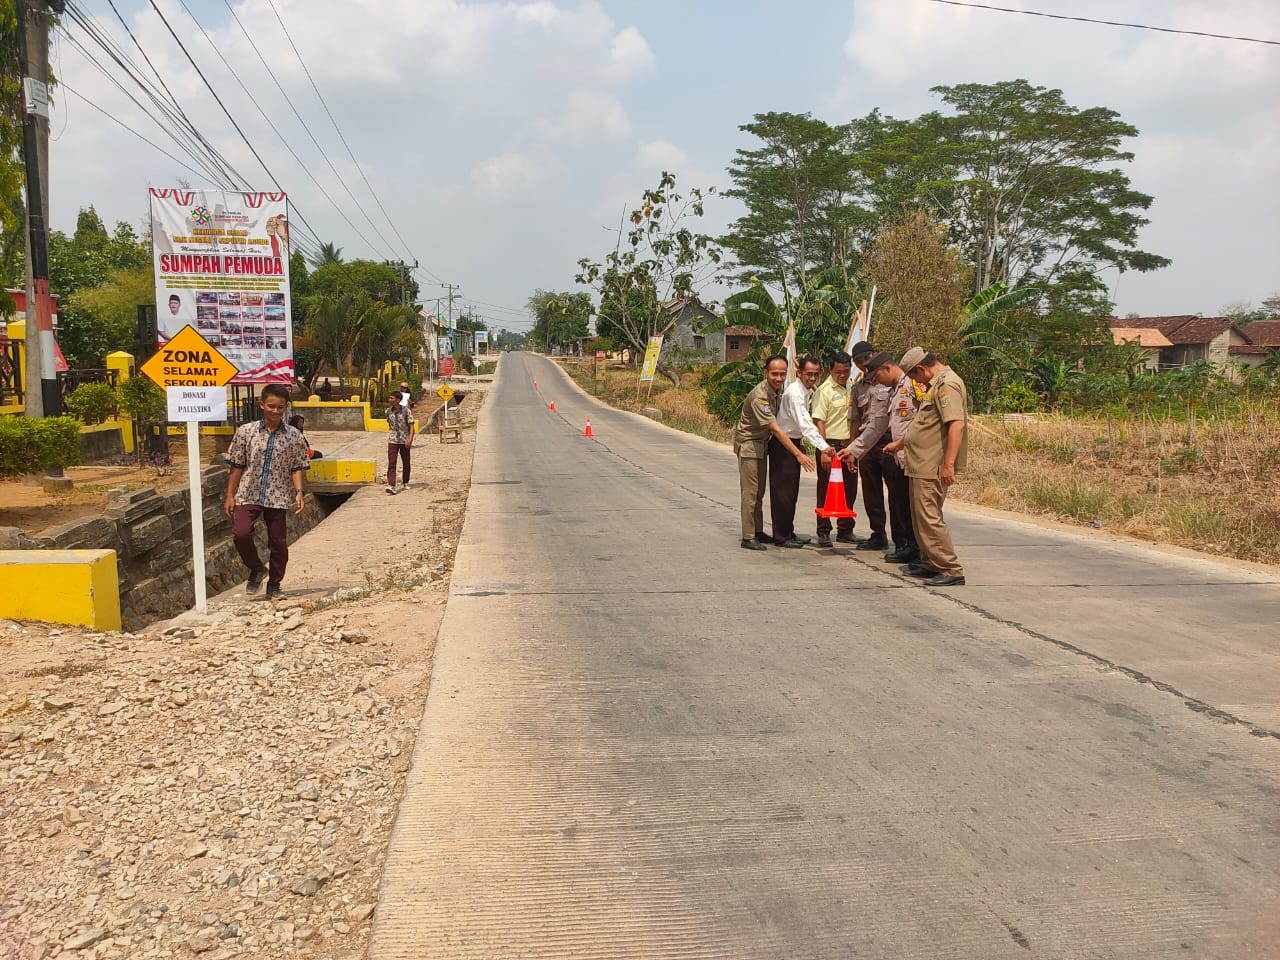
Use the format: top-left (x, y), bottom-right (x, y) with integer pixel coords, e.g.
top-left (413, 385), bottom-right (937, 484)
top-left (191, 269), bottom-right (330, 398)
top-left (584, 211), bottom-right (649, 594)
top-left (386, 405), bottom-right (415, 445)
top-left (225, 421), bottom-right (311, 509)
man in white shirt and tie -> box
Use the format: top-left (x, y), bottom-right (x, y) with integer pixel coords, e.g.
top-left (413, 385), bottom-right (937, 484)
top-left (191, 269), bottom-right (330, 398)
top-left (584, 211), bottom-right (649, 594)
top-left (768, 355), bottom-right (826, 547)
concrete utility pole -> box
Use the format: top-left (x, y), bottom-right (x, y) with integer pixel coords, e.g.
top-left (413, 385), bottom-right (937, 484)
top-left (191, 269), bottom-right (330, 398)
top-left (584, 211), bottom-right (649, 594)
top-left (444, 282), bottom-right (459, 353)
top-left (17, 0), bottom-right (62, 418)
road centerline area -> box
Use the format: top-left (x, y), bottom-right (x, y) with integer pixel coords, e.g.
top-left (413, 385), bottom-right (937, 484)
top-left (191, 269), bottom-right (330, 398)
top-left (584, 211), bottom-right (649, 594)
top-left (371, 354), bottom-right (1280, 960)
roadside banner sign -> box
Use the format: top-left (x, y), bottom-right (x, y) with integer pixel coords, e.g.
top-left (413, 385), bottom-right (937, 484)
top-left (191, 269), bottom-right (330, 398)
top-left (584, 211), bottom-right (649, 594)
top-left (639, 334), bottom-right (663, 382)
top-left (140, 325), bottom-right (238, 388)
top-left (149, 187), bottom-right (294, 384)
top-left (594, 349), bottom-right (607, 381)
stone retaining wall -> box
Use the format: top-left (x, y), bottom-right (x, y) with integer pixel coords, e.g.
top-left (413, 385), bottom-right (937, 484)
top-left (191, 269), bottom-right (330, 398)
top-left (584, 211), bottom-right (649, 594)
top-left (30, 464), bottom-right (326, 631)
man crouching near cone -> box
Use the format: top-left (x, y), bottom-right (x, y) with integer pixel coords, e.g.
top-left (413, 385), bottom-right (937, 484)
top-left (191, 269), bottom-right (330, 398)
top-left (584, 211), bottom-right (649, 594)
top-left (224, 384), bottom-right (311, 599)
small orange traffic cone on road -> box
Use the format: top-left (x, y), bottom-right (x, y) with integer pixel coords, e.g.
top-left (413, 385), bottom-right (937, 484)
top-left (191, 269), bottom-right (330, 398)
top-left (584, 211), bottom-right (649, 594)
top-left (549, 399), bottom-right (556, 412)
top-left (533, 380), bottom-right (538, 388)
top-left (815, 458), bottom-right (858, 520)
top-left (584, 419), bottom-right (593, 437)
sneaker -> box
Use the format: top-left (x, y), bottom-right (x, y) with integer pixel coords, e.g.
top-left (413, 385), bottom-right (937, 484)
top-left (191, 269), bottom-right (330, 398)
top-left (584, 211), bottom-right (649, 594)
top-left (400, 481), bottom-right (410, 491)
top-left (740, 538), bottom-right (767, 551)
top-left (246, 569), bottom-right (265, 594)
top-left (385, 485), bottom-right (397, 495)
top-left (816, 534), bottom-right (833, 548)
top-left (265, 582), bottom-right (283, 599)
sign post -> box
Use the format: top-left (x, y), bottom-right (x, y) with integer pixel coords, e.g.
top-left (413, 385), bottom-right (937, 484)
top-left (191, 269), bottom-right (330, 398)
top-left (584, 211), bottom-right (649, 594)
top-left (141, 325), bottom-right (238, 614)
top-left (436, 383), bottom-right (455, 428)
top-left (638, 334), bottom-right (663, 398)
top-left (594, 349), bottom-right (606, 382)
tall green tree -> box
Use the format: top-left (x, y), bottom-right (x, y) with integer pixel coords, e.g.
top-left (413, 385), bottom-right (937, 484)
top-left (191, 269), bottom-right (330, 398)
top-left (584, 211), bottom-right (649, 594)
top-left (308, 258), bottom-right (403, 303)
top-left (308, 241), bottom-right (344, 268)
top-left (913, 80), bottom-right (1170, 299)
top-left (722, 112), bottom-right (869, 288)
top-left (576, 171), bottom-right (721, 384)
top-left (526, 289), bottom-right (591, 352)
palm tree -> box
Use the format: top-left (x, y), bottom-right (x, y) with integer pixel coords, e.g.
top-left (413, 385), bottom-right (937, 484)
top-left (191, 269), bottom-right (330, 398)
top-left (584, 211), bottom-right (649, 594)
top-left (308, 241), bottom-right (345, 269)
top-left (352, 303), bottom-right (425, 385)
top-left (305, 291), bottom-right (367, 382)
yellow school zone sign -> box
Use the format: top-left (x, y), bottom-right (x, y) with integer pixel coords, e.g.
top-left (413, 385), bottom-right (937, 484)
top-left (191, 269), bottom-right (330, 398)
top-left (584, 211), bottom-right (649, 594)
top-left (436, 384), bottom-right (455, 403)
top-left (140, 325), bottom-right (238, 388)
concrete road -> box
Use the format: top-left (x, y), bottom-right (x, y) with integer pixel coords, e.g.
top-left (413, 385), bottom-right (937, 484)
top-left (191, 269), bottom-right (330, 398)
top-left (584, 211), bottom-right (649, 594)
top-left (371, 352), bottom-right (1280, 959)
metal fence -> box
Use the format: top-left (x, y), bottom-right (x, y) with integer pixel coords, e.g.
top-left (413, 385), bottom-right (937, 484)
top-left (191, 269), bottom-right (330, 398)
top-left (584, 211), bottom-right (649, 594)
top-left (58, 368), bottom-right (119, 402)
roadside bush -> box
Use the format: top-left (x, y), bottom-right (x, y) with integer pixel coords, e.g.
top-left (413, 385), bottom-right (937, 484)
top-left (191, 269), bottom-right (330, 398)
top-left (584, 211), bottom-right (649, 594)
top-left (991, 382), bottom-right (1039, 414)
top-left (65, 381), bottom-right (118, 424)
top-left (0, 415), bottom-right (83, 476)
top-left (117, 376), bottom-right (166, 421)
top-left (456, 352), bottom-right (475, 375)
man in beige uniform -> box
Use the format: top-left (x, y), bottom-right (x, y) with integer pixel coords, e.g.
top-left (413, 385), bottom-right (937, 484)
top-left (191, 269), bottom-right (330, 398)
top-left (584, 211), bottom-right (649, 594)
top-left (896, 347), bottom-right (968, 586)
top-left (734, 355), bottom-right (815, 551)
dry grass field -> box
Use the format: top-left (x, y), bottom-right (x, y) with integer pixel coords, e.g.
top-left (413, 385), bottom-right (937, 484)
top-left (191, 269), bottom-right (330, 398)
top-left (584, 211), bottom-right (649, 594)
top-left (564, 357), bottom-right (1279, 567)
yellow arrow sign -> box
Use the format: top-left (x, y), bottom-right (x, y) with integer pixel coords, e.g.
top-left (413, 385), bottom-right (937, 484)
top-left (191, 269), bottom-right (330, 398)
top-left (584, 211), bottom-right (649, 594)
top-left (436, 384), bottom-right (455, 402)
top-left (140, 325), bottom-right (239, 388)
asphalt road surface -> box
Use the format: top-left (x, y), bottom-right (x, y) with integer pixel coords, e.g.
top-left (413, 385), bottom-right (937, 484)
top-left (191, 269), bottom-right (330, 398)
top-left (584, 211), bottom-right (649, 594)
top-left (371, 352), bottom-right (1280, 960)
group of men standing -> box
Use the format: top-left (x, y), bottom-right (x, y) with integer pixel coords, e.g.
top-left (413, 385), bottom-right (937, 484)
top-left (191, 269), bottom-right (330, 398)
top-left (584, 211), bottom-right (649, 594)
top-left (733, 343), bottom-right (969, 587)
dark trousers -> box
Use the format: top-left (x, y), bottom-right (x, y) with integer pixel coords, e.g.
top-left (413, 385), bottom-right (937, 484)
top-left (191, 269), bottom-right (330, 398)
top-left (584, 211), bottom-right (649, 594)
top-left (856, 441), bottom-right (888, 538)
top-left (387, 443), bottom-right (411, 485)
top-left (880, 451), bottom-right (916, 549)
top-left (767, 436), bottom-right (801, 542)
top-left (815, 439), bottom-right (857, 535)
top-left (233, 504), bottom-right (288, 585)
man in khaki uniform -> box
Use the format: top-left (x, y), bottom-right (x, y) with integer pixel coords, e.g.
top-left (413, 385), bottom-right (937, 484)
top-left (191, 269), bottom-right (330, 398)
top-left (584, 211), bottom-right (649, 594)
top-left (734, 355), bottom-right (815, 551)
top-left (894, 346), bottom-right (968, 586)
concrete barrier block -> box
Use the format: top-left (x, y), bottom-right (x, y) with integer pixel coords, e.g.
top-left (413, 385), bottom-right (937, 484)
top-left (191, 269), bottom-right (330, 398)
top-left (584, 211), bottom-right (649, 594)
top-left (306, 459), bottom-right (376, 484)
top-left (0, 549), bottom-right (122, 631)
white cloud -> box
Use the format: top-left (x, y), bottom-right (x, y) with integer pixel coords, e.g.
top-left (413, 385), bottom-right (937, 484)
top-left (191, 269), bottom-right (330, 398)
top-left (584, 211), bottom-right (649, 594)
top-left (636, 139), bottom-right (688, 172)
top-left (470, 152), bottom-right (544, 200)
top-left (607, 26), bottom-right (656, 82)
top-left (542, 90), bottom-right (632, 142)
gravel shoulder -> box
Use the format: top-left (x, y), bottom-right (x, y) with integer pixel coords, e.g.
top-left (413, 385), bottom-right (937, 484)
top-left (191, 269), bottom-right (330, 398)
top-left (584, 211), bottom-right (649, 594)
top-left (0, 386), bottom-right (488, 960)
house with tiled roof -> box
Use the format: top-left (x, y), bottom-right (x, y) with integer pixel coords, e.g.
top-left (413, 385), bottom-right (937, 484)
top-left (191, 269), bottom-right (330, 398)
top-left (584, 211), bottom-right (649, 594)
top-left (662, 296), bottom-right (723, 363)
top-left (1107, 315), bottom-right (1252, 370)
top-left (1229, 320), bottom-right (1280, 367)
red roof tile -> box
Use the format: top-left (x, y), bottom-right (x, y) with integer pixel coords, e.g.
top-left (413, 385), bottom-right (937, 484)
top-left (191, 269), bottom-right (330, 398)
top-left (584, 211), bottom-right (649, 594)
top-left (723, 325), bottom-right (770, 337)
top-left (1110, 315), bottom-right (1234, 345)
top-left (1241, 320), bottom-right (1280, 347)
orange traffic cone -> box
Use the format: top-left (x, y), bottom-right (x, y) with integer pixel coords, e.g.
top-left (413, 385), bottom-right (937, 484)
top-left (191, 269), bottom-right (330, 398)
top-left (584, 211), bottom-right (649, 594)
top-left (549, 399), bottom-right (556, 412)
top-left (533, 380), bottom-right (538, 388)
top-left (815, 458), bottom-right (858, 519)
top-left (584, 419), bottom-right (593, 437)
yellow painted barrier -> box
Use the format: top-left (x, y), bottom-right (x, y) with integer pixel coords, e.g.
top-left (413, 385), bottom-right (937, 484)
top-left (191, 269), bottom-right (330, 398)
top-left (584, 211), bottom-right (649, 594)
top-left (0, 549), bottom-right (122, 631)
top-left (306, 459), bottom-right (376, 484)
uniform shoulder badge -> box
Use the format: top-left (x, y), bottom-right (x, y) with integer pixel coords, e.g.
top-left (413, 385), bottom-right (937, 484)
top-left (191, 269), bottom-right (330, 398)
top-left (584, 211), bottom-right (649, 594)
top-left (759, 401), bottom-right (773, 416)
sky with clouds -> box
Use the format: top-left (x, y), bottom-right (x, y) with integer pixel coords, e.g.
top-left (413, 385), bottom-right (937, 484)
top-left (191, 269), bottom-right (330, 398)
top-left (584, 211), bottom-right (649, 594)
top-left (45, 0), bottom-right (1280, 330)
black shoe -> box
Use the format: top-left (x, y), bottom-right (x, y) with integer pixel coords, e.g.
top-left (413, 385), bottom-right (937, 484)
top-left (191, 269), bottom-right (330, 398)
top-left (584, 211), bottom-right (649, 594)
top-left (924, 574), bottom-right (966, 587)
top-left (856, 535), bottom-right (889, 551)
top-left (816, 534), bottom-right (833, 548)
top-left (906, 565), bottom-right (940, 578)
top-left (265, 582), bottom-right (283, 598)
top-left (741, 538), bottom-right (767, 551)
top-left (754, 532), bottom-right (773, 544)
top-left (885, 547), bottom-right (920, 564)
top-left (835, 531), bottom-right (864, 544)
top-left (793, 534), bottom-right (812, 544)
top-left (246, 569), bottom-right (265, 594)
top-left (778, 537), bottom-right (806, 548)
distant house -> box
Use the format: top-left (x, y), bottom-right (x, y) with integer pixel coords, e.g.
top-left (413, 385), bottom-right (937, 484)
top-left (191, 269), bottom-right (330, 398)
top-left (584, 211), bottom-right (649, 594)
top-left (1107, 316), bottom-right (1252, 370)
top-left (662, 297), bottom-right (723, 363)
top-left (1229, 320), bottom-right (1280, 368)
top-left (1109, 327), bottom-right (1173, 372)
top-left (723, 325), bottom-right (773, 362)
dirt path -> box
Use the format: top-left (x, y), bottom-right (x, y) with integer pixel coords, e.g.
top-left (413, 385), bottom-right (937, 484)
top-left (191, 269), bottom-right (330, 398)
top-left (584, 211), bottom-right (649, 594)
top-left (0, 385), bottom-right (489, 960)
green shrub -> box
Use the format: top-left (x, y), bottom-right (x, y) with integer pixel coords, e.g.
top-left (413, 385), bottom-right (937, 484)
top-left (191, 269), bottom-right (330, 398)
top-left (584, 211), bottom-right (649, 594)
top-left (0, 416), bottom-right (83, 476)
top-left (65, 381), bottom-right (119, 424)
top-left (117, 376), bottom-right (166, 421)
top-left (992, 381), bottom-right (1039, 413)
top-left (456, 352), bottom-right (475, 375)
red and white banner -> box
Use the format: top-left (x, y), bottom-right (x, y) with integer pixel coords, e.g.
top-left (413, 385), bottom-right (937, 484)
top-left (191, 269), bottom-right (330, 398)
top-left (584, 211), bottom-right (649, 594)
top-left (149, 188), bottom-right (294, 384)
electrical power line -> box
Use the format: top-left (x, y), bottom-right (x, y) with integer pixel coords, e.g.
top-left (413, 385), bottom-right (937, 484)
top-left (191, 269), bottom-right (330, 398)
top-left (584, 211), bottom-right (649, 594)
top-left (925, 0), bottom-right (1280, 46)
top-left (170, 0), bottom-right (393, 261)
top-left (214, 0), bottom-right (405, 262)
top-left (262, 0), bottom-right (420, 261)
